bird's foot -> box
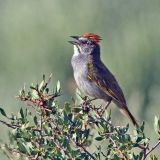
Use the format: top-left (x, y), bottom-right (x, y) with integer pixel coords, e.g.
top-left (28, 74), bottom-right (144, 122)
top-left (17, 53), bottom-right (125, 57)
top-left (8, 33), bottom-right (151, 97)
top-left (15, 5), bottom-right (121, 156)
top-left (105, 100), bottom-right (111, 110)
top-left (97, 101), bottom-right (111, 116)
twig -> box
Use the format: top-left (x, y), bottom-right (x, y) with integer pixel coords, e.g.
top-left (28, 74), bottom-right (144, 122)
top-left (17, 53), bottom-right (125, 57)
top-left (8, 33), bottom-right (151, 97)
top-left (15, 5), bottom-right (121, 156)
top-left (90, 106), bottom-right (116, 130)
top-left (0, 119), bottom-right (18, 129)
top-left (43, 73), bottom-right (52, 89)
top-left (0, 119), bottom-right (43, 133)
top-left (143, 140), bottom-right (160, 160)
top-left (49, 117), bottom-right (96, 160)
top-left (53, 139), bottom-right (72, 159)
top-left (5, 145), bottom-right (34, 159)
top-left (109, 137), bottom-right (128, 160)
top-left (77, 143), bottom-right (96, 160)
top-left (38, 110), bottom-right (43, 154)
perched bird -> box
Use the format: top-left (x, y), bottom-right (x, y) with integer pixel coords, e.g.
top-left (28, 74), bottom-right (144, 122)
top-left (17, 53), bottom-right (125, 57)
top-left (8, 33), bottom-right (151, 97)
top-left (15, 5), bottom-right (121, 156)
top-left (69, 33), bottom-right (138, 127)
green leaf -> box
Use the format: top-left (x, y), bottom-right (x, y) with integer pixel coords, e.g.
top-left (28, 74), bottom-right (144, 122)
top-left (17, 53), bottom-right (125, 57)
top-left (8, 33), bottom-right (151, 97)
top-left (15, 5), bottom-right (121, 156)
top-left (43, 74), bottom-right (45, 81)
top-left (20, 108), bottom-right (24, 119)
top-left (43, 124), bottom-right (51, 135)
top-left (64, 111), bottom-right (69, 124)
top-left (140, 121), bottom-right (145, 132)
top-left (149, 154), bottom-right (158, 160)
top-left (105, 109), bottom-right (111, 121)
top-left (10, 114), bottom-right (17, 120)
top-left (83, 129), bottom-right (90, 140)
top-left (56, 80), bottom-right (61, 93)
top-left (112, 154), bottom-right (121, 160)
top-left (72, 107), bottom-right (81, 113)
top-left (154, 116), bottom-right (160, 134)
top-left (95, 136), bottom-right (104, 141)
top-left (19, 89), bottom-right (25, 97)
top-left (71, 149), bottom-right (81, 157)
top-left (17, 141), bottom-right (30, 154)
top-left (64, 102), bottom-right (71, 113)
top-left (34, 116), bottom-right (38, 126)
top-left (32, 90), bottom-right (39, 99)
top-left (0, 108), bottom-right (7, 117)
top-left (44, 87), bottom-right (49, 94)
top-left (39, 80), bottom-right (45, 91)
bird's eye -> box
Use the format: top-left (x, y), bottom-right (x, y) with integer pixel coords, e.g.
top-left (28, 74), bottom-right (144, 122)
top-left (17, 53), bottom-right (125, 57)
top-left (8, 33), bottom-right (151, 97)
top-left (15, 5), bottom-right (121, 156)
top-left (81, 40), bottom-right (91, 45)
top-left (81, 40), bottom-right (87, 44)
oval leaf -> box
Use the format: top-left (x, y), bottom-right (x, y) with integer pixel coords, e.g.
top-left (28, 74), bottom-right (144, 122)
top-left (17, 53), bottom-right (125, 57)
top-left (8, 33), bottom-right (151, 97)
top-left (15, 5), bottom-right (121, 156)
top-left (0, 108), bottom-right (7, 117)
top-left (95, 136), bottom-right (104, 141)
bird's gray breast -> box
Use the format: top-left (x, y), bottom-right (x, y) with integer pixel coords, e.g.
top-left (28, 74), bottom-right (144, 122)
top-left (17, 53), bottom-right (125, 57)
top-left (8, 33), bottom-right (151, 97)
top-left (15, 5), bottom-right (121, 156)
top-left (71, 55), bottom-right (109, 100)
top-left (71, 55), bottom-right (89, 94)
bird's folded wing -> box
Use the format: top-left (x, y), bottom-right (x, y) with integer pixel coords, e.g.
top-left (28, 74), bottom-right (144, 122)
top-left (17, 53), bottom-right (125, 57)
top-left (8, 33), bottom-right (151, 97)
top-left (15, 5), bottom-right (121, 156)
top-left (87, 62), bottom-right (126, 107)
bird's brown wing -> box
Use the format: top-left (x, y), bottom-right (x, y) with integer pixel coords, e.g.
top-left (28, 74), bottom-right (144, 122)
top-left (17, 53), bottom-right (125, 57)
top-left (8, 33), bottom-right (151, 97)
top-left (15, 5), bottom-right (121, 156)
top-left (87, 61), bottom-right (127, 107)
top-left (87, 60), bottom-right (139, 127)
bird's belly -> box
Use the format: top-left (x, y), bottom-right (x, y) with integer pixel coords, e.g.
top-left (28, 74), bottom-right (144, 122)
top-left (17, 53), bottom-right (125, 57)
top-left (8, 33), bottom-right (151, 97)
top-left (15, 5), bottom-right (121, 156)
top-left (74, 73), bottom-right (110, 100)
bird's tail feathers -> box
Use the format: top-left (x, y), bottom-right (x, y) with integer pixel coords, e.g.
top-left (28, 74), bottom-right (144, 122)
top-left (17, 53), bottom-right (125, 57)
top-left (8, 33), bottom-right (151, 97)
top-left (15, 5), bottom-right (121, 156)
top-left (120, 106), bottom-right (139, 128)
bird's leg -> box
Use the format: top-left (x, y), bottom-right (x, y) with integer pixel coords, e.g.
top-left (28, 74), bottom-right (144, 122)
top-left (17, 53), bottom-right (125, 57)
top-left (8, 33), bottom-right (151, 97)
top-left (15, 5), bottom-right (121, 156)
top-left (87, 97), bottom-right (97, 103)
top-left (105, 99), bottom-right (112, 110)
top-left (82, 96), bottom-right (88, 101)
top-left (82, 97), bottom-right (97, 106)
top-left (101, 98), bottom-right (112, 115)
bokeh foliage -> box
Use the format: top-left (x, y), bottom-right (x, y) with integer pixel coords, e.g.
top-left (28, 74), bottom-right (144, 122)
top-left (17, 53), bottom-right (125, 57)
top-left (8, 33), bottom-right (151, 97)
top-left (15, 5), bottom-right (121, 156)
top-left (0, 0), bottom-right (160, 159)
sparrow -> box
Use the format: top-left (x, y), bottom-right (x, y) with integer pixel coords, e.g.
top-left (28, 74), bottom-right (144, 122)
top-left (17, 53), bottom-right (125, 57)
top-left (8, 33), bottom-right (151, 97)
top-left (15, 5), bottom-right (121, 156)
top-left (69, 33), bottom-right (138, 127)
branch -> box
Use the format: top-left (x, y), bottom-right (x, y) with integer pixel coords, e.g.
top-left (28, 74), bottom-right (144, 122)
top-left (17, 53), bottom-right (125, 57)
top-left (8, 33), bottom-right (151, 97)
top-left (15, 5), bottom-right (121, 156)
top-left (0, 119), bottom-right (18, 129)
top-left (143, 139), bottom-right (160, 160)
top-left (77, 143), bottom-right (96, 160)
top-left (109, 137), bottom-right (128, 160)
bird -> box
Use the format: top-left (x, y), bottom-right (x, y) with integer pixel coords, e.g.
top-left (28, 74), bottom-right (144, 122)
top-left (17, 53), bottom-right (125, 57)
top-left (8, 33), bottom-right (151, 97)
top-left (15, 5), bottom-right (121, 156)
top-left (69, 33), bottom-right (138, 127)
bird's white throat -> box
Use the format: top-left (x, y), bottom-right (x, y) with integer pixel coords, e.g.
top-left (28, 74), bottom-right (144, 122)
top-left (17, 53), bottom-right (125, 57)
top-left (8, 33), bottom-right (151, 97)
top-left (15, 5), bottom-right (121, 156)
top-left (73, 45), bottom-right (80, 56)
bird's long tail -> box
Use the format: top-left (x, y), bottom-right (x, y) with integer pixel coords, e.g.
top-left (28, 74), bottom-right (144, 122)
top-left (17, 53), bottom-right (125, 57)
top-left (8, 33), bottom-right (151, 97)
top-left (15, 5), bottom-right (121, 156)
top-left (120, 107), bottom-right (139, 128)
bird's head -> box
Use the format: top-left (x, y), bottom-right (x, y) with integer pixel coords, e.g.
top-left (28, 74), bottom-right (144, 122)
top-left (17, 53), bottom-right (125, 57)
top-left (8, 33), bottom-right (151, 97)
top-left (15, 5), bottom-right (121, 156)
top-left (69, 33), bottom-right (101, 57)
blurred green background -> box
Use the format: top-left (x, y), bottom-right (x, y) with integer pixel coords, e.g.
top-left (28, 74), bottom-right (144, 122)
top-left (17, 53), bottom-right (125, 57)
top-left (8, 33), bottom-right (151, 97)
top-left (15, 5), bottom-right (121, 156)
top-left (0, 0), bottom-right (160, 159)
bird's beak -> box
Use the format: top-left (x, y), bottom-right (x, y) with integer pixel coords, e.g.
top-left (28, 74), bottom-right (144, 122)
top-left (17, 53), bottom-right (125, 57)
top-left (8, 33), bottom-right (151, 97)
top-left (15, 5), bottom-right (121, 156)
top-left (68, 36), bottom-right (80, 45)
top-left (70, 36), bottom-right (79, 39)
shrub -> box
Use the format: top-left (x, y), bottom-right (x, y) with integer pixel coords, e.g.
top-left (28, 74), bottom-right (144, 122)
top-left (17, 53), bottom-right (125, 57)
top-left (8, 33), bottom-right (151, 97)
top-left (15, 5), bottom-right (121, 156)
top-left (0, 75), bottom-right (159, 160)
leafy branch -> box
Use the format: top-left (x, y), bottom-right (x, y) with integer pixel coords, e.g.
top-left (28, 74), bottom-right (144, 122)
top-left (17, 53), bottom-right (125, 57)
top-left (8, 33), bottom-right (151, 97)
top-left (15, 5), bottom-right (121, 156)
top-left (0, 75), bottom-right (159, 160)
